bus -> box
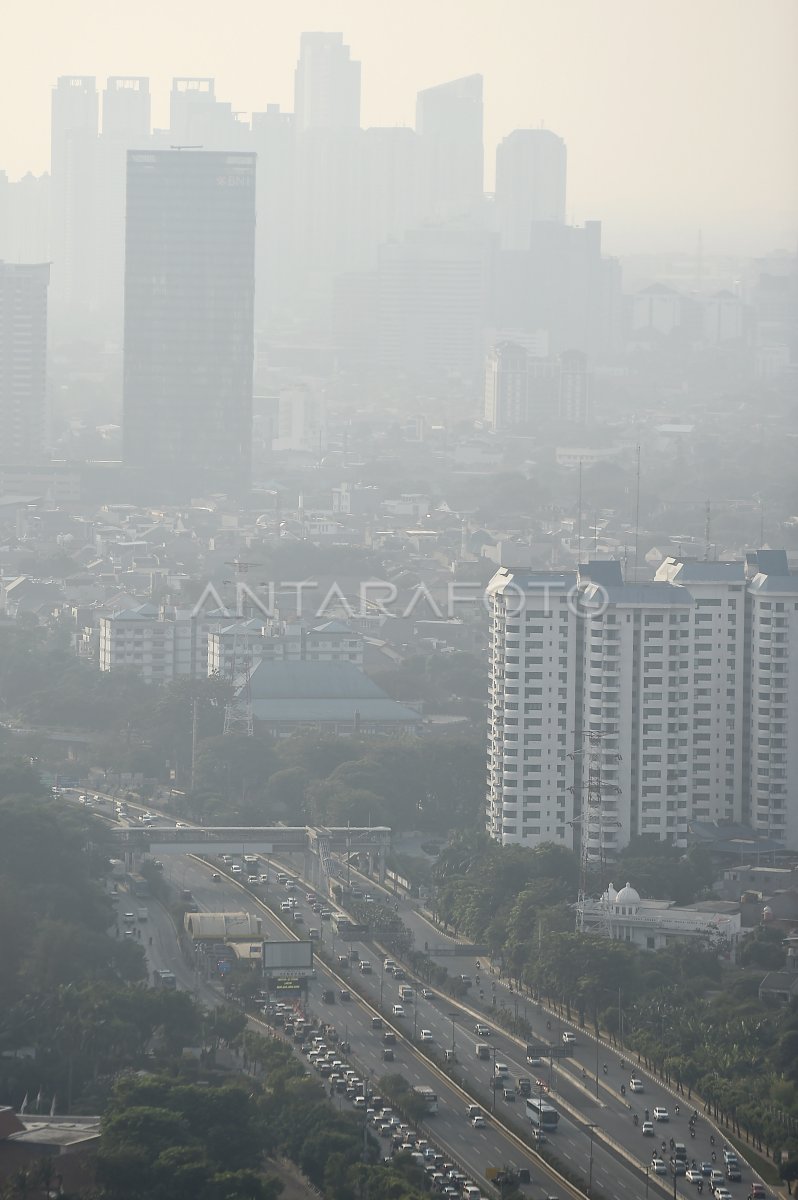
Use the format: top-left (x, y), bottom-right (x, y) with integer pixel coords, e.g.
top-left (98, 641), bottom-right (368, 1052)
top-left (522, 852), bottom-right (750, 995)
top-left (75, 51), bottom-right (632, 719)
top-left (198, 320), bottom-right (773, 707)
top-left (153, 969), bottom-right (177, 990)
top-left (127, 872), bottom-right (150, 898)
top-left (413, 1086), bottom-right (438, 1114)
top-left (525, 1098), bottom-right (559, 1130)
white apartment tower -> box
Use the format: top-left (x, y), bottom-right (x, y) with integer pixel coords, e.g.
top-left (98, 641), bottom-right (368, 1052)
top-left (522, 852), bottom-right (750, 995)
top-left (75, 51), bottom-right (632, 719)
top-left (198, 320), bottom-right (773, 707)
top-left (486, 569), bottom-right (580, 847)
top-left (654, 559), bottom-right (748, 825)
top-left (745, 552), bottom-right (798, 849)
top-left (487, 553), bottom-right (798, 854)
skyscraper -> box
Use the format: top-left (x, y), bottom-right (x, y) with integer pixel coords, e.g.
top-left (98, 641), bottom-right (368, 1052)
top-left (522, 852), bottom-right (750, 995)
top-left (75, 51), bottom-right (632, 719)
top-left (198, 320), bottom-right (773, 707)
top-left (415, 75), bottom-right (483, 223)
top-left (97, 78), bottom-right (151, 340)
top-left (495, 129), bottom-right (567, 248)
top-left (293, 35), bottom-right (362, 304)
top-left (49, 76), bottom-right (98, 330)
top-left (0, 261), bottom-right (50, 466)
top-left (293, 32), bottom-right (361, 133)
top-left (122, 150), bottom-right (256, 498)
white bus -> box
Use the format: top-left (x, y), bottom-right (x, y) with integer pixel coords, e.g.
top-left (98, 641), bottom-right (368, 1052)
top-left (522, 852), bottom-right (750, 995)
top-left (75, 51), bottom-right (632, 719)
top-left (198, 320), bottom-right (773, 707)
top-left (525, 1097), bottom-right (559, 1130)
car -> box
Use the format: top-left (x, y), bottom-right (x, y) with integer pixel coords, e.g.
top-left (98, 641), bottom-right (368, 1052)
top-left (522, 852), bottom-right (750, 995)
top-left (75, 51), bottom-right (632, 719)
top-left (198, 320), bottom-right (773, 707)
top-left (419, 1030), bottom-right (433, 1042)
top-left (750, 1186), bottom-right (767, 1199)
top-left (685, 1169), bottom-right (703, 1184)
top-left (247, 875), bottom-right (259, 884)
top-left (421, 988), bottom-right (434, 999)
top-left (279, 901), bottom-right (292, 911)
top-left (364, 894), bottom-right (374, 903)
top-left (653, 1106), bottom-right (669, 1122)
top-left (123, 911), bottom-right (135, 924)
top-left (651, 1158), bottom-right (667, 1176)
top-left (503, 1089), bottom-right (516, 1102)
top-left (260, 873), bottom-right (269, 882)
top-left (320, 910), bottom-right (332, 921)
top-left (642, 1121), bottom-right (655, 1136)
top-left (293, 912), bottom-right (304, 923)
top-left (530, 1129), bottom-right (547, 1145)
top-left (392, 1004), bottom-right (405, 1017)
top-left (726, 1164), bottom-right (742, 1182)
top-left (629, 1077), bottom-right (644, 1093)
top-left (231, 864), bottom-right (242, 874)
top-left (713, 1190), bottom-right (733, 1200)
top-left (371, 1017), bottom-right (383, 1029)
top-left (382, 1048), bottom-right (395, 1062)
top-left (339, 989), bottom-right (351, 1001)
top-left (175, 821), bottom-right (189, 829)
top-left (709, 1170), bottom-right (725, 1189)
top-left (309, 928), bottom-right (320, 940)
top-left (700, 1163), bottom-right (713, 1177)
top-left (474, 1023), bottom-right (491, 1037)
top-left (306, 892), bottom-right (315, 902)
top-left (562, 1031), bottom-right (576, 1045)
top-left (124, 927), bottom-right (135, 938)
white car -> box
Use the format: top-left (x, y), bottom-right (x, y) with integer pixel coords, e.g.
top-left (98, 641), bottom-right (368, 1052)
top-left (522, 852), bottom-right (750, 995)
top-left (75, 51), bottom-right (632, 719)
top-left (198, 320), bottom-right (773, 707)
top-left (561, 1031), bottom-right (576, 1045)
top-left (231, 864), bottom-right (242, 874)
top-left (685, 1170), bottom-right (703, 1184)
top-left (651, 1158), bottom-right (667, 1176)
top-left (653, 1106), bottom-right (669, 1121)
top-left (629, 1077), bottom-right (644, 1093)
top-left (474, 1023), bottom-right (491, 1037)
top-left (421, 987), bottom-right (434, 999)
top-left (471, 1115), bottom-right (486, 1128)
top-left (713, 1190), bottom-right (733, 1200)
top-left (419, 1029), bottom-right (433, 1042)
top-left (392, 1004), bottom-right (405, 1017)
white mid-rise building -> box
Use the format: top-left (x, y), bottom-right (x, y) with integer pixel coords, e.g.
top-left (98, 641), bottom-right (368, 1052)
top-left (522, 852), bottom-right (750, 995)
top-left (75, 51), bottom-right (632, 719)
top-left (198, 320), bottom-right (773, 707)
top-left (487, 552), bottom-right (798, 853)
top-left (486, 569), bottom-right (579, 847)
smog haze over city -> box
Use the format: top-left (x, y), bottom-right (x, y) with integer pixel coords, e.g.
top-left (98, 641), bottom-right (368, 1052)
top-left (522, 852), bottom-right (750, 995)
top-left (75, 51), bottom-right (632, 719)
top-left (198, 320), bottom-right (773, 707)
top-left (0, 3), bottom-right (797, 1200)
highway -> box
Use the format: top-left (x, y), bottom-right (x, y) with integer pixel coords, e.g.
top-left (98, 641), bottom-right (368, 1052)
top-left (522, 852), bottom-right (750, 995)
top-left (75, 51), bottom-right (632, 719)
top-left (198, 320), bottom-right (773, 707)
top-left (89, 792), bottom-right (771, 1200)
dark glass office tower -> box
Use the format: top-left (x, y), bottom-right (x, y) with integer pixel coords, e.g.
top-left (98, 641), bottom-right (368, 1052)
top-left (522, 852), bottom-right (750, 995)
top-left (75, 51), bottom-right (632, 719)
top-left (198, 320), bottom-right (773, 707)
top-left (122, 149), bottom-right (256, 498)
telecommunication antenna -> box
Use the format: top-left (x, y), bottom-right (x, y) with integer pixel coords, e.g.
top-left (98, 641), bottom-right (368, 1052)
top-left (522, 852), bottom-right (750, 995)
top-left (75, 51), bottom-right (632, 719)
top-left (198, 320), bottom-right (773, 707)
top-left (570, 729), bottom-right (622, 932)
top-left (223, 628), bottom-right (254, 738)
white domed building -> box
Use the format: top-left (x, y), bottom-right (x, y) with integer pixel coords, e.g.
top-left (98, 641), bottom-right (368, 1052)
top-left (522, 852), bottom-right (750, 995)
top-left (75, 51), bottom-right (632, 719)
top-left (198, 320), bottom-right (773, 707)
top-left (582, 881), bottom-right (741, 956)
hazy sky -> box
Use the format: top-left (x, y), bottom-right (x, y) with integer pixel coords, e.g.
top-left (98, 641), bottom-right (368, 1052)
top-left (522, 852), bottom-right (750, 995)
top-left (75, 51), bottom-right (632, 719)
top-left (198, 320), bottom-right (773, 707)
top-left (4, 0), bottom-right (797, 254)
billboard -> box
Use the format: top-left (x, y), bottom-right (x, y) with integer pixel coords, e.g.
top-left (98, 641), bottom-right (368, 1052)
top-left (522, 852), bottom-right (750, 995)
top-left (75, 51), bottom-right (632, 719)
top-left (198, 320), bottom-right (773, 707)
top-left (262, 941), bottom-right (314, 973)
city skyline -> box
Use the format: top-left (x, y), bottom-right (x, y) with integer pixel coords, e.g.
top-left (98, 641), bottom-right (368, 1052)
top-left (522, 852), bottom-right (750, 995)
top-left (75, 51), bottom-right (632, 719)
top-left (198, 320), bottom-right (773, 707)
top-left (1, 0), bottom-right (796, 254)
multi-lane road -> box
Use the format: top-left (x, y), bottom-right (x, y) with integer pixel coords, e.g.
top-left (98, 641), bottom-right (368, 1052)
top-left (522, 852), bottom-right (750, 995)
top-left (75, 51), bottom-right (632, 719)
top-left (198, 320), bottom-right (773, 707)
top-left (91, 794), bottom-right (771, 1200)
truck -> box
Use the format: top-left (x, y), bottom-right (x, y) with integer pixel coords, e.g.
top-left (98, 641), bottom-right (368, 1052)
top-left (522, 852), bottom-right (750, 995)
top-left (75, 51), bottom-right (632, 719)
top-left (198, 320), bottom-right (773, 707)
top-left (476, 1043), bottom-right (491, 1060)
top-left (153, 969), bottom-right (177, 990)
top-left (137, 907), bottom-right (149, 921)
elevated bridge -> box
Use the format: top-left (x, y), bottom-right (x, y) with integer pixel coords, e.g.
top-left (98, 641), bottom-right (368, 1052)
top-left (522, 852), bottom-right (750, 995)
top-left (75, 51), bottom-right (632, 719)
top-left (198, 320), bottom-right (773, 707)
top-left (108, 825), bottom-right (391, 882)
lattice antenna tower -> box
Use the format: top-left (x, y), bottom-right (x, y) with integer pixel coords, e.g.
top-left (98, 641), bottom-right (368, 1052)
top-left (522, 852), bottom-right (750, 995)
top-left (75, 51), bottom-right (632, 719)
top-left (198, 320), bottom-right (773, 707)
top-left (223, 628), bottom-right (254, 737)
top-left (569, 728), bottom-right (622, 932)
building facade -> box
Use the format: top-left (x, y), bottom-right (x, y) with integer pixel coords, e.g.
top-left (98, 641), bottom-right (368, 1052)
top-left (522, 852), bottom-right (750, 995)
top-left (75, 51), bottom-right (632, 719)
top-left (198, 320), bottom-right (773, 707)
top-left (122, 149), bottom-right (256, 499)
top-left (487, 553), bottom-right (798, 854)
top-left (0, 262), bottom-right (50, 465)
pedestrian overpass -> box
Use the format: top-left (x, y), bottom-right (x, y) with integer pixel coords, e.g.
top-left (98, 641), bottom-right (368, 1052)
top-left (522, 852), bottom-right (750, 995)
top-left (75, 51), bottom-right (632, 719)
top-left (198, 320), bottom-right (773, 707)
top-left (108, 824), bottom-right (391, 884)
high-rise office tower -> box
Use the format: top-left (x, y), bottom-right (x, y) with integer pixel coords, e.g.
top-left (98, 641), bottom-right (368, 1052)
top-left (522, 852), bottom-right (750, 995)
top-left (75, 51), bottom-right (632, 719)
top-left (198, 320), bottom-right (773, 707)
top-left (415, 75), bottom-right (483, 223)
top-left (251, 105), bottom-right (296, 324)
top-left (122, 150), bottom-right (256, 498)
top-left (293, 34), bottom-right (361, 304)
top-left (357, 127), bottom-right (421, 269)
top-left (0, 261), bottom-right (50, 465)
top-left (169, 78), bottom-right (249, 150)
top-left (97, 78), bottom-right (151, 340)
top-left (49, 76), bottom-right (98, 330)
top-left (378, 227), bottom-right (495, 383)
top-left (293, 32), bottom-right (361, 133)
top-left (495, 129), bottom-right (567, 248)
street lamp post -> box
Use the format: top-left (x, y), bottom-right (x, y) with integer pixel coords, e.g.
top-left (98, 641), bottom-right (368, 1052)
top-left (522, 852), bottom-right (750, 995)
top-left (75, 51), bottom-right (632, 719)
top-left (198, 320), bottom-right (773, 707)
top-left (645, 1165), bottom-right (650, 1199)
top-left (595, 1034), bottom-right (600, 1099)
top-left (586, 1123), bottom-right (597, 1197)
top-left (491, 1045), bottom-right (498, 1114)
top-left (448, 1011), bottom-right (457, 1056)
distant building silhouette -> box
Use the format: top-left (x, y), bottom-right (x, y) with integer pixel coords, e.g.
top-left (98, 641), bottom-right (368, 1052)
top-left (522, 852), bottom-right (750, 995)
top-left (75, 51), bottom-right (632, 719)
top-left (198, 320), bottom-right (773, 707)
top-left (415, 75), bottom-right (484, 223)
top-left (49, 76), bottom-right (98, 332)
top-left (495, 128), bottom-right (567, 247)
top-left (122, 149), bottom-right (256, 498)
top-left (0, 261), bottom-right (50, 466)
